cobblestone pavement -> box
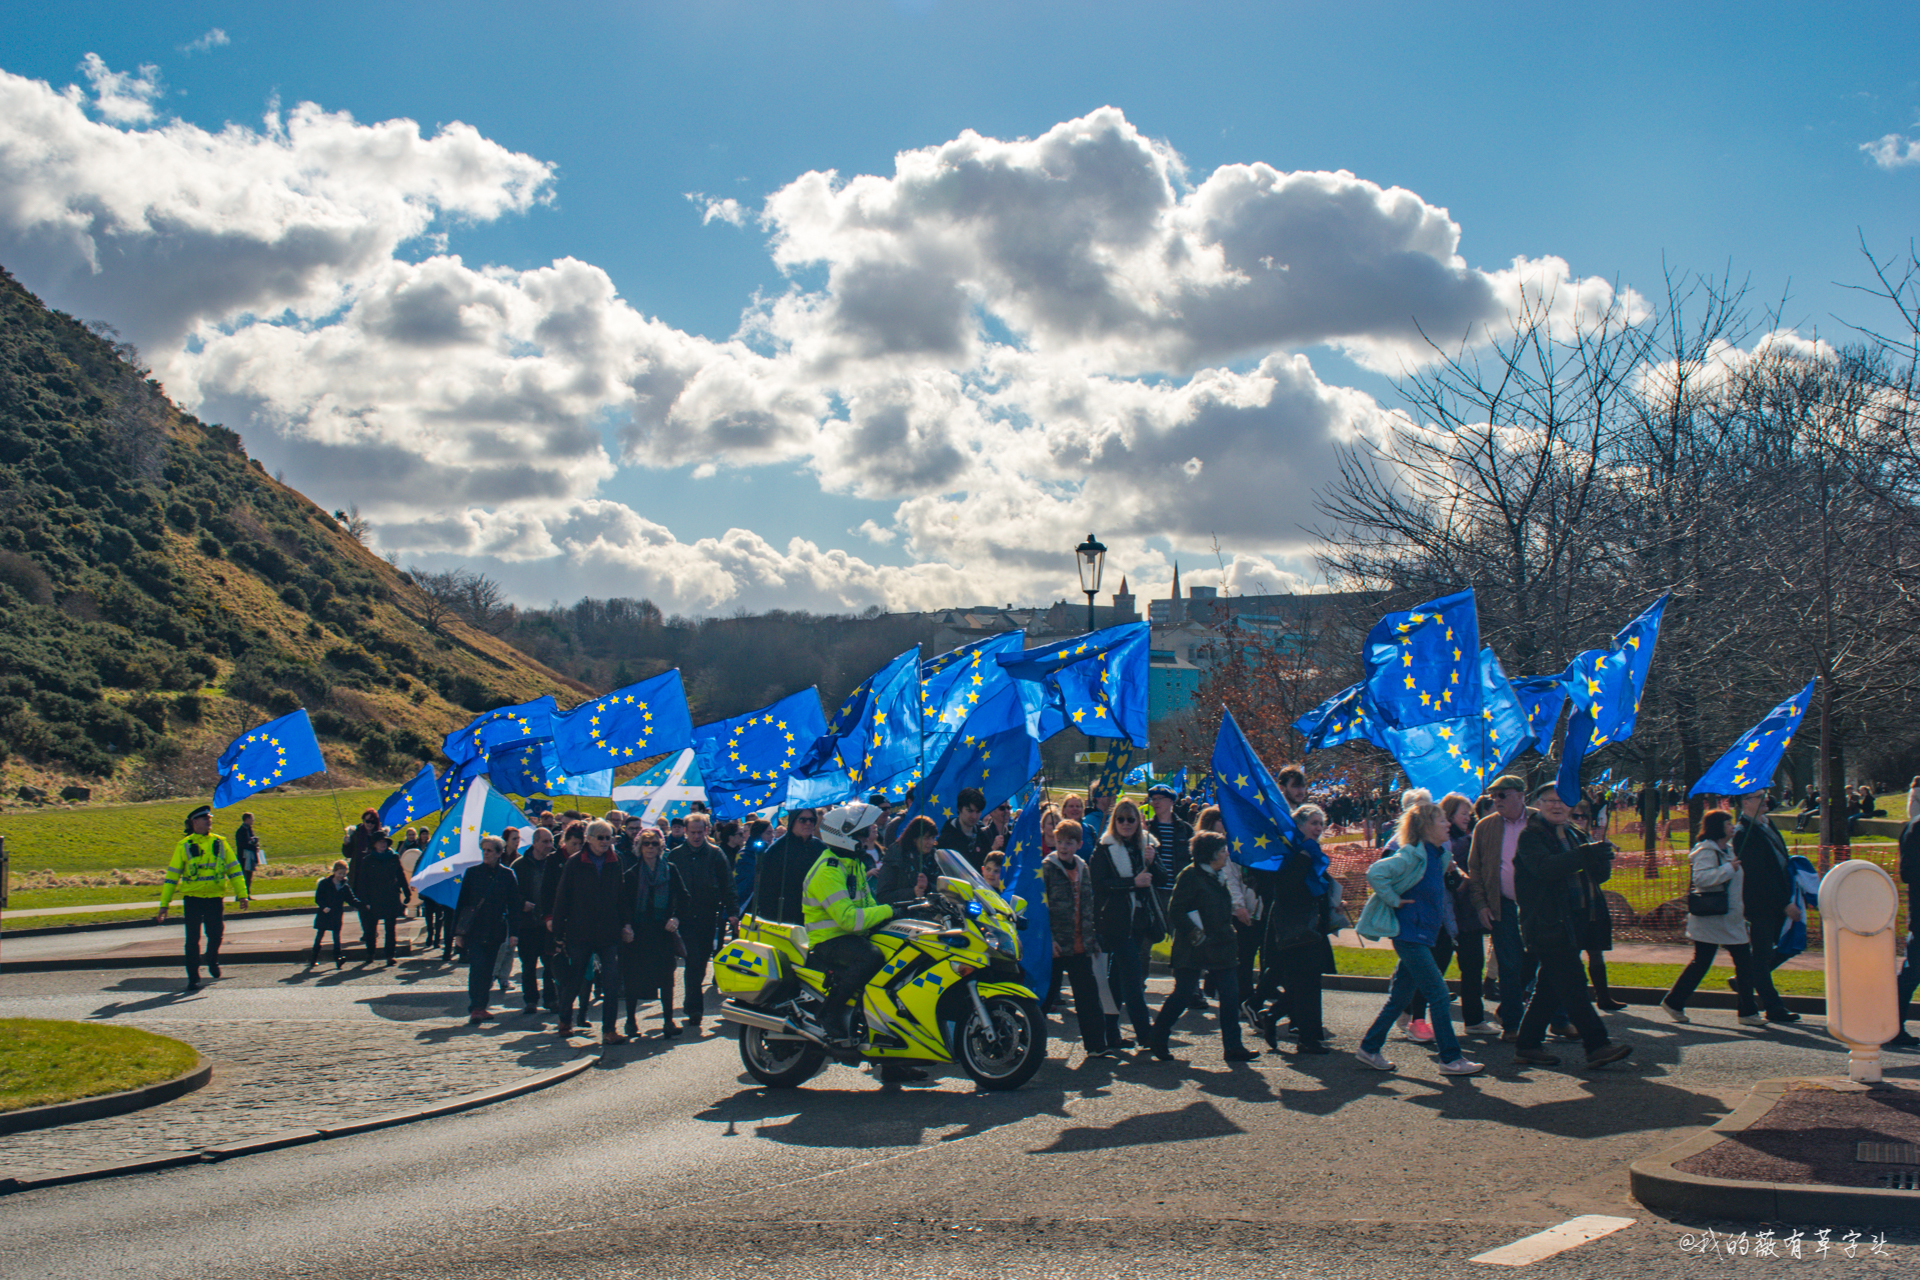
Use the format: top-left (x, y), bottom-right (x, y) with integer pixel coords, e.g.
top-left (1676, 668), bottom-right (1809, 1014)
top-left (0, 966), bottom-right (587, 1180)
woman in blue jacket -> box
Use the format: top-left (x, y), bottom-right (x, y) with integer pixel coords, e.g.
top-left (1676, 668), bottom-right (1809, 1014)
top-left (1354, 801), bottom-right (1484, 1076)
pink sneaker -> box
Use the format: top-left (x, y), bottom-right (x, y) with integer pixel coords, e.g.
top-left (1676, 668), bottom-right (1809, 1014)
top-left (1408, 1018), bottom-right (1436, 1044)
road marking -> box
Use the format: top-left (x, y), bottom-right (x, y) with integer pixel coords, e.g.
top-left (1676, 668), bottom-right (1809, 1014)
top-left (1471, 1215), bottom-right (1637, 1266)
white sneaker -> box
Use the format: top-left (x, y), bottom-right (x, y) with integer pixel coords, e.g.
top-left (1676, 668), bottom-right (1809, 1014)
top-left (1737, 1014), bottom-right (1766, 1026)
top-left (1463, 1021), bottom-right (1498, 1034)
top-left (1660, 1003), bottom-right (1690, 1024)
top-left (1355, 1048), bottom-right (1396, 1071)
top-left (1440, 1057), bottom-right (1485, 1076)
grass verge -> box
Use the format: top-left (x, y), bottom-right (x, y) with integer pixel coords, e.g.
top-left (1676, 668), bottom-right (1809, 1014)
top-left (1332, 945), bottom-right (1826, 997)
top-left (0, 1019), bottom-right (199, 1113)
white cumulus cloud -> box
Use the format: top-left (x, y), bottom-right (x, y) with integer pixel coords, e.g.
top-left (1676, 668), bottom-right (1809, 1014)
top-left (1861, 132), bottom-right (1920, 169)
top-left (0, 60), bottom-right (1637, 615)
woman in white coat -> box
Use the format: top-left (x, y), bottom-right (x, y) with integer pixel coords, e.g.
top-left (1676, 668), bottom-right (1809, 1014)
top-left (1660, 808), bottom-right (1765, 1024)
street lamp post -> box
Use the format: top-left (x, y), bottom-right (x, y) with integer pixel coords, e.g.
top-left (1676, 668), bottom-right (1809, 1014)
top-left (1075, 533), bottom-right (1107, 633)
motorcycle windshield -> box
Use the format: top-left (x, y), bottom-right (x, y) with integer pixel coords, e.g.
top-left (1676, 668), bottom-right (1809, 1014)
top-left (934, 848), bottom-right (993, 895)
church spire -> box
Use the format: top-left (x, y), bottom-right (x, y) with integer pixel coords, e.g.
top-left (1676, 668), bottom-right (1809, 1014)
top-left (1170, 562), bottom-right (1181, 600)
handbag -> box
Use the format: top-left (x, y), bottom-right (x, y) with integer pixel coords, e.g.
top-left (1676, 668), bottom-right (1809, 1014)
top-left (1686, 849), bottom-right (1731, 916)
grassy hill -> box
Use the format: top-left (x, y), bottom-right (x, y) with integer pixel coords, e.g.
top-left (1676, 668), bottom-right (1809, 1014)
top-left (0, 265), bottom-right (592, 812)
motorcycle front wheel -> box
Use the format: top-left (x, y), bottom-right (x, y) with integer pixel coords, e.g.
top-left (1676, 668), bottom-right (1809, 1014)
top-left (956, 991), bottom-right (1045, 1091)
top-left (738, 1025), bottom-right (828, 1088)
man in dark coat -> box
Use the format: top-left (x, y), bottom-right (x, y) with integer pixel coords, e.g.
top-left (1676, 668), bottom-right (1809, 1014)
top-left (235, 813), bottom-right (262, 896)
top-left (670, 812), bottom-right (735, 1031)
top-left (1731, 792), bottom-right (1802, 1024)
top-left (513, 826), bottom-right (562, 1014)
top-left (547, 819), bottom-right (632, 1042)
top-left (1893, 779), bottom-right (1920, 1048)
top-left (451, 836), bottom-right (518, 1024)
top-left (750, 808), bottom-right (822, 922)
top-left (1512, 785), bottom-right (1632, 1070)
top-left (342, 808), bottom-right (384, 951)
top-left (356, 829), bottom-right (412, 966)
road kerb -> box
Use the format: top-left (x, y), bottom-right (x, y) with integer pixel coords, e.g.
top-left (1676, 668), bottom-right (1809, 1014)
top-left (1629, 1075), bottom-right (1920, 1228)
top-left (0, 1051), bottom-right (598, 1196)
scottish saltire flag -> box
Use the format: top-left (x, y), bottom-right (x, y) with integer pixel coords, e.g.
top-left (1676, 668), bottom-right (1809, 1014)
top-left (909, 679), bottom-right (1042, 824)
top-left (610, 749), bottom-right (707, 824)
top-left (1363, 590), bottom-right (1479, 729)
top-left (412, 777), bottom-right (530, 908)
top-left (1209, 708), bottom-right (1301, 872)
top-left (1123, 762), bottom-right (1156, 787)
top-left (213, 709), bottom-right (327, 808)
top-left (694, 689), bottom-right (828, 819)
top-left (922, 632), bottom-right (1025, 764)
top-left (1002, 792), bottom-right (1052, 998)
top-left (1511, 675), bottom-right (1570, 746)
top-left (1691, 679), bottom-right (1815, 796)
top-left (551, 670), bottom-right (693, 775)
top-left (443, 695), bottom-right (557, 766)
top-left (1294, 681), bottom-right (1389, 753)
top-left (1384, 648), bottom-right (1531, 796)
top-left (999, 623), bottom-right (1151, 748)
top-left (377, 764), bottom-right (440, 830)
top-left (789, 647), bottom-right (923, 807)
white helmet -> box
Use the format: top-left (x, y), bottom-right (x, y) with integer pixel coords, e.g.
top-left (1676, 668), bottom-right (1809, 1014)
top-left (819, 803), bottom-right (883, 852)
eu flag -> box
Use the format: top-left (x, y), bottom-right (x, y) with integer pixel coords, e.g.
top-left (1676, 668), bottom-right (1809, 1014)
top-left (1511, 675), bottom-right (1570, 748)
top-left (998, 623), bottom-right (1150, 748)
top-left (1555, 592), bottom-right (1669, 800)
top-left (488, 739), bottom-right (550, 798)
top-left (922, 632), bottom-right (1026, 765)
top-left (550, 670), bottom-right (694, 775)
top-left (1691, 679), bottom-right (1815, 796)
top-left (788, 648), bottom-right (924, 808)
top-left (411, 777), bottom-right (530, 908)
top-left (1362, 590), bottom-right (1479, 729)
top-left (693, 688), bottom-right (829, 819)
top-left (1384, 648), bottom-right (1532, 796)
top-left (377, 764), bottom-right (440, 831)
top-left (1208, 708), bottom-right (1301, 872)
top-left (1001, 792), bottom-right (1052, 997)
top-left (443, 695), bottom-right (557, 766)
top-left (213, 710), bottom-right (327, 808)
top-left (1294, 681), bottom-right (1389, 753)
top-left (438, 754), bottom-right (486, 810)
top-left (1091, 742), bottom-right (1137, 805)
top-left (909, 678), bottom-right (1041, 824)
top-left (1123, 761), bottom-right (1156, 787)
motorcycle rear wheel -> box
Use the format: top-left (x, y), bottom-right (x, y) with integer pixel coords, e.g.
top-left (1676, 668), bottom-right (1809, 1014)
top-left (738, 1025), bottom-right (828, 1088)
top-left (957, 991), bottom-right (1045, 1091)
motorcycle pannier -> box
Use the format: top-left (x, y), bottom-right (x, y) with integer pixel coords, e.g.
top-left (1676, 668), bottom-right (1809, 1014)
top-left (714, 938), bottom-right (785, 1001)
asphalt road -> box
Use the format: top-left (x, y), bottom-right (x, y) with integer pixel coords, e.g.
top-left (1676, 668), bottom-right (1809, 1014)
top-left (0, 965), bottom-right (1915, 1279)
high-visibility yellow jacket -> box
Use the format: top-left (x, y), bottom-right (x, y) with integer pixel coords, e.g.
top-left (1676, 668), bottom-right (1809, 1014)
top-left (801, 849), bottom-right (893, 946)
top-left (158, 834), bottom-right (248, 910)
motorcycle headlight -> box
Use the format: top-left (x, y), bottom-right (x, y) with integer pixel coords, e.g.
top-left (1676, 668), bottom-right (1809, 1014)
top-left (985, 921), bottom-right (1018, 957)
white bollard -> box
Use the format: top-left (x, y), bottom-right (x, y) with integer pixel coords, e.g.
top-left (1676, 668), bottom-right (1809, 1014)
top-left (1818, 860), bottom-right (1900, 1083)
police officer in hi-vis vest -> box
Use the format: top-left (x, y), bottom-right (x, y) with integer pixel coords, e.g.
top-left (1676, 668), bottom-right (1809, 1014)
top-left (156, 804), bottom-right (250, 991)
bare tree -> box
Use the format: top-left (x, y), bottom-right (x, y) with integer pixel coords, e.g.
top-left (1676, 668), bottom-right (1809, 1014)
top-left (333, 505), bottom-right (372, 545)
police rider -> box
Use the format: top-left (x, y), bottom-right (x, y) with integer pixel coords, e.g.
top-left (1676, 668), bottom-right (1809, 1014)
top-left (802, 803), bottom-right (900, 1048)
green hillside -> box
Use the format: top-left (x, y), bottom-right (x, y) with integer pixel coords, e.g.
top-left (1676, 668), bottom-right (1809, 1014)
top-left (0, 265), bottom-right (591, 809)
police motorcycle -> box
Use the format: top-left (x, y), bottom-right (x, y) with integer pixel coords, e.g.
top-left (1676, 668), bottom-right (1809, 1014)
top-left (715, 824), bottom-right (1045, 1091)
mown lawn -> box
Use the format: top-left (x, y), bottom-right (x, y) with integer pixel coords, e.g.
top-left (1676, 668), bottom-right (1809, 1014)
top-left (1331, 945), bottom-right (1827, 998)
top-left (0, 1019), bottom-right (199, 1112)
top-left (0, 787), bottom-right (622, 876)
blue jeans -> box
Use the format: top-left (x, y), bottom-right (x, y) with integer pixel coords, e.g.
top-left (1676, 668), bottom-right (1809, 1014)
top-left (1491, 901), bottom-right (1537, 1029)
top-left (1361, 940), bottom-right (1463, 1060)
top-left (1099, 932), bottom-right (1153, 1043)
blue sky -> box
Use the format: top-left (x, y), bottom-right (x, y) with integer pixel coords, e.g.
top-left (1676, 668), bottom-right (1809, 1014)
top-left (2, 3), bottom-right (1915, 613)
